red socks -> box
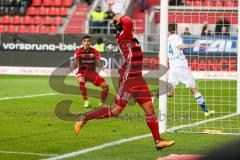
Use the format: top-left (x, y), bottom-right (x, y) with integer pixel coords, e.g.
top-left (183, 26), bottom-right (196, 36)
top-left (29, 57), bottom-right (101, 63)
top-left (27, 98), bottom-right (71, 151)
top-left (85, 107), bottom-right (112, 121)
top-left (80, 82), bottom-right (109, 103)
top-left (84, 108), bottom-right (160, 142)
top-left (79, 82), bottom-right (88, 100)
top-left (145, 113), bottom-right (161, 141)
top-left (101, 87), bottom-right (109, 103)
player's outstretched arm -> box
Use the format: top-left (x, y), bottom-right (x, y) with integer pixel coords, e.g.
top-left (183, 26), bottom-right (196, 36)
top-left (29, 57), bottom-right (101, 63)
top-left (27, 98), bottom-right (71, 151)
top-left (178, 40), bottom-right (199, 50)
top-left (96, 59), bottom-right (104, 70)
top-left (70, 58), bottom-right (78, 71)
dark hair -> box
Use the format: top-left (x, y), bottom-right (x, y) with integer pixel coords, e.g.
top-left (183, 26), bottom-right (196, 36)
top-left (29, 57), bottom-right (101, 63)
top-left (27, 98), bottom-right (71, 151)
top-left (201, 25), bottom-right (208, 35)
top-left (168, 23), bottom-right (177, 33)
top-left (82, 35), bottom-right (92, 41)
top-left (97, 38), bottom-right (103, 44)
top-left (96, 6), bottom-right (101, 10)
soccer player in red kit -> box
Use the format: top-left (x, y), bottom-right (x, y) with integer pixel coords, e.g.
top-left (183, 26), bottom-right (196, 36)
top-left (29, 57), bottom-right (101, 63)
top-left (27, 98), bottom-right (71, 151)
top-left (72, 35), bottom-right (109, 108)
top-left (74, 16), bottom-right (175, 150)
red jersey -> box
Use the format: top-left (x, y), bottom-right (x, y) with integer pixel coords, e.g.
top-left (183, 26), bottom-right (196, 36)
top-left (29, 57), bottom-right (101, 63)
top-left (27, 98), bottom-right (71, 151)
top-left (116, 16), bottom-right (143, 78)
top-left (75, 47), bottom-right (100, 72)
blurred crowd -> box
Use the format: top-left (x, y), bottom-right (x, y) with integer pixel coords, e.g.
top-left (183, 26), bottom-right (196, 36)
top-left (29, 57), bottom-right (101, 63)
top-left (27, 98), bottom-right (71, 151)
top-left (89, 5), bottom-right (115, 34)
top-left (76, 0), bottom-right (234, 37)
top-left (182, 16), bottom-right (231, 36)
top-left (169, 0), bottom-right (238, 6)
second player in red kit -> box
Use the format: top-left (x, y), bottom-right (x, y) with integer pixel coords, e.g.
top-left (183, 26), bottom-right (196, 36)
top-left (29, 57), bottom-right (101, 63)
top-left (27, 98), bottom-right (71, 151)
top-left (72, 36), bottom-right (109, 108)
top-left (74, 16), bottom-right (175, 150)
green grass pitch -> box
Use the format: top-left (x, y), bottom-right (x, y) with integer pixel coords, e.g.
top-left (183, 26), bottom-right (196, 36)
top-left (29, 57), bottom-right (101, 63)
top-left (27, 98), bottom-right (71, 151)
top-left (0, 75), bottom-right (239, 160)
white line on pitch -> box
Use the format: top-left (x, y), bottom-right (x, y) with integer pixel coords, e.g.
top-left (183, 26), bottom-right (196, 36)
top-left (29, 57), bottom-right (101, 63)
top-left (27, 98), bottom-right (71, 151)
top-left (41, 134), bottom-right (152, 160)
top-left (167, 112), bottom-right (239, 132)
top-left (42, 112), bottom-right (239, 160)
top-left (0, 150), bottom-right (58, 157)
top-left (0, 93), bottom-right (59, 101)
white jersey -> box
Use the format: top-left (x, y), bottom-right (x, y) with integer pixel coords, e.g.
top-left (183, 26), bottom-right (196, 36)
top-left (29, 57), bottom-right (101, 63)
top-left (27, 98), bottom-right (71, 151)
top-left (168, 34), bottom-right (188, 68)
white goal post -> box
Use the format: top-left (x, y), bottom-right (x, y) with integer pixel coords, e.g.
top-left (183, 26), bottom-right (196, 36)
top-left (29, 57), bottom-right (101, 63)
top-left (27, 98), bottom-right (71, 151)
top-left (237, 0), bottom-right (240, 114)
top-left (158, 0), bottom-right (168, 133)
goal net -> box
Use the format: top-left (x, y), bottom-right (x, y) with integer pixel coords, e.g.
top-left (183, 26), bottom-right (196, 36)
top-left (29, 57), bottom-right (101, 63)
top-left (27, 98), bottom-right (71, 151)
top-left (159, 0), bottom-right (240, 135)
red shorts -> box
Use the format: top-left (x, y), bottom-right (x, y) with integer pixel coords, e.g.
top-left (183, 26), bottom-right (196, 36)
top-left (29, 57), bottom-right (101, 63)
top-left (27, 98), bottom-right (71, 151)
top-left (114, 76), bottom-right (152, 108)
top-left (76, 70), bottom-right (105, 86)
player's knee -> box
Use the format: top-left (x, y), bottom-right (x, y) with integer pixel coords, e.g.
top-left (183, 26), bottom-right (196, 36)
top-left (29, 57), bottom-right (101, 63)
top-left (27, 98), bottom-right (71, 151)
top-left (145, 107), bottom-right (155, 115)
top-left (142, 101), bottom-right (155, 114)
top-left (79, 82), bottom-right (86, 87)
top-left (110, 106), bottom-right (123, 117)
top-left (111, 110), bottom-right (121, 117)
top-left (102, 82), bottom-right (109, 89)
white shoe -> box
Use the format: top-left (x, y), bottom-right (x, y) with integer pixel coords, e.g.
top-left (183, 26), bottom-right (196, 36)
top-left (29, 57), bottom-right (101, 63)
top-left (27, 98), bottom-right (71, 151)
top-left (204, 110), bottom-right (215, 117)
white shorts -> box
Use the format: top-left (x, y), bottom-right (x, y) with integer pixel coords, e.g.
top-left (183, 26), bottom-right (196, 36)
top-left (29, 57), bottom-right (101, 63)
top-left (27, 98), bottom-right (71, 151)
top-left (168, 66), bottom-right (196, 89)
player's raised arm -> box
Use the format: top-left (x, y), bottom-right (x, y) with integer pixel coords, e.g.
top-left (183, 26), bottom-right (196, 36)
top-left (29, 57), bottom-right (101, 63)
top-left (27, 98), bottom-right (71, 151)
top-left (113, 15), bottom-right (133, 35)
top-left (177, 40), bottom-right (199, 50)
top-left (120, 16), bottom-right (133, 35)
top-left (168, 23), bottom-right (199, 51)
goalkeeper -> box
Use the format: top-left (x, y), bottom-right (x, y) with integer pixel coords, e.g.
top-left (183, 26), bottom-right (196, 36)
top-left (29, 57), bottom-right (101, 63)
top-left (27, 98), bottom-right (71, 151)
top-left (167, 23), bottom-right (215, 117)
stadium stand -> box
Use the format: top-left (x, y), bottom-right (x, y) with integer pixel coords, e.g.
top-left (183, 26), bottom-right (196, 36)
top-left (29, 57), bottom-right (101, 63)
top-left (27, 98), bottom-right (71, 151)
top-left (64, 5), bottom-right (90, 34)
top-left (184, 0), bottom-right (238, 7)
top-left (0, 0), bottom-right (239, 34)
top-left (0, 0), bottom-right (73, 34)
top-left (132, 0), bottom-right (238, 34)
top-left (132, 0), bottom-right (159, 34)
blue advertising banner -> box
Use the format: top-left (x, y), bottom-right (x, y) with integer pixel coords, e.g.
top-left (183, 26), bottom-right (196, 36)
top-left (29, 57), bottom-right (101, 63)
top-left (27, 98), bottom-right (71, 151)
top-left (182, 36), bottom-right (237, 55)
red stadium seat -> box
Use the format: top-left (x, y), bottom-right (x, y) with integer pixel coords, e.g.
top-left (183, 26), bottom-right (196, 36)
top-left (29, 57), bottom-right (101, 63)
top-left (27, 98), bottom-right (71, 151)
top-left (39, 25), bottom-right (48, 33)
top-left (18, 25), bottom-right (28, 33)
top-left (63, 0), bottom-right (72, 7)
top-left (27, 7), bottom-right (38, 16)
top-left (49, 25), bottom-right (57, 33)
top-left (235, 1), bottom-right (238, 7)
top-left (225, 1), bottom-right (233, 7)
top-left (0, 25), bottom-right (5, 32)
top-left (193, 0), bottom-right (202, 6)
top-left (204, 1), bottom-right (213, 6)
top-left (39, 7), bottom-right (48, 16)
top-left (32, 0), bottom-right (42, 6)
top-left (7, 25), bottom-right (17, 33)
top-left (52, 17), bottom-right (63, 25)
top-left (12, 16), bottom-right (21, 25)
top-left (29, 25), bottom-right (37, 33)
top-left (23, 16), bottom-right (32, 25)
top-left (59, 7), bottom-right (67, 16)
top-left (185, 0), bottom-right (193, 6)
top-left (215, 1), bottom-right (224, 7)
top-left (1, 16), bottom-right (11, 25)
top-left (43, 16), bottom-right (52, 25)
top-left (49, 7), bottom-right (58, 16)
top-left (43, 0), bottom-right (51, 6)
top-left (224, 1), bottom-right (233, 7)
top-left (32, 16), bottom-right (42, 25)
top-left (53, 0), bottom-right (62, 7)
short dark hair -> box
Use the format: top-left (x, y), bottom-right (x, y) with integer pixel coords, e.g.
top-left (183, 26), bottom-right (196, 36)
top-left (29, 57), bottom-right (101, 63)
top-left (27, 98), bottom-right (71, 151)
top-left (82, 35), bottom-right (92, 41)
top-left (168, 23), bottom-right (177, 33)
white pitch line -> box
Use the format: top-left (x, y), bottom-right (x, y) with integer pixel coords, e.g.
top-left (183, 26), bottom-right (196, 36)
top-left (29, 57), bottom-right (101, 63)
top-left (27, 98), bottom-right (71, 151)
top-left (42, 134), bottom-right (152, 160)
top-left (167, 112), bottom-right (239, 132)
top-left (42, 112), bottom-right (239, 160)
top-left (0, 150), bottom-right (58, 157)
top-left (0, 93), bottom-right (58, 101)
